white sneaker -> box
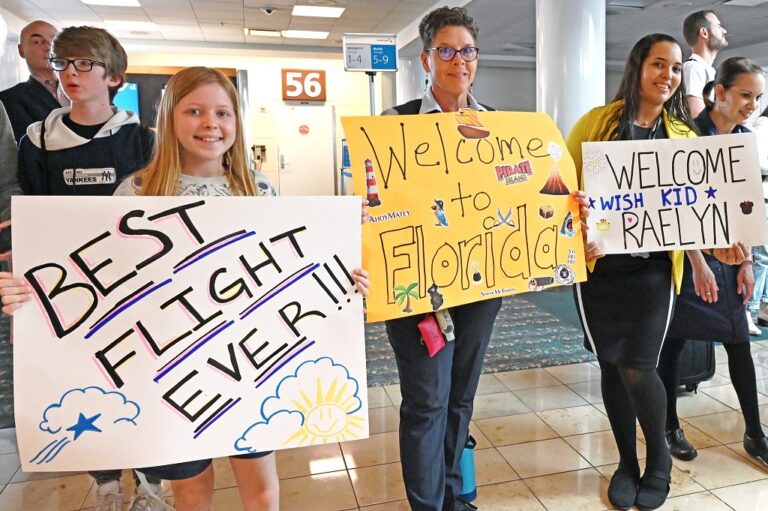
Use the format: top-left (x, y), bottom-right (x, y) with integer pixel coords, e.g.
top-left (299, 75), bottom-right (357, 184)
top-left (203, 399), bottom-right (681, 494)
top-left (95, 480), bottom-right (123, 511)
top-left (128, 481), bottom-right (174, 511)
top-left (759, 303), bottom-right (768, 326)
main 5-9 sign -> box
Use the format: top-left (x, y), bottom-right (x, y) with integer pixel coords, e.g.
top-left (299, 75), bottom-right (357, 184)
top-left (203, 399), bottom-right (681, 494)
top-left (281, 69), bottom-right (326, 101)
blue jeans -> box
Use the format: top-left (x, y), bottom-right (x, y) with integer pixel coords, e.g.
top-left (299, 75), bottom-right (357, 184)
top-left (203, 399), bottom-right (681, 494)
top-left (748, 203), bottom-right (768, 314)
top-left (750, 245), bottom-right (768, 313)
top-left (385, 298), bottom-right (501, 511)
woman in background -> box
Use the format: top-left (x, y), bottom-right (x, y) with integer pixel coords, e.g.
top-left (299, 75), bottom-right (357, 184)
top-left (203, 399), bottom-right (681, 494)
top-left (658, 57), bottom-right (767, 469)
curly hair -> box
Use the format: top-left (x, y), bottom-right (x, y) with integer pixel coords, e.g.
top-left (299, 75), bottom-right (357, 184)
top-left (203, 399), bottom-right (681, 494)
top-left (419, 6), bottom-right (478, 50)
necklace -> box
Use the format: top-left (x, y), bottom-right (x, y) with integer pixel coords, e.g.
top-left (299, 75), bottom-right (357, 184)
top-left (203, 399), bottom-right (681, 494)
top-left (635, 112), bottom-right (661, 127)
top-left (635, 117), bottom-right (656, 127)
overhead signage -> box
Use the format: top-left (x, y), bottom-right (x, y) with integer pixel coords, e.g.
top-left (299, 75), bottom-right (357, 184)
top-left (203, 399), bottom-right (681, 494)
top-left (343, 33), bottom-right (397, 72)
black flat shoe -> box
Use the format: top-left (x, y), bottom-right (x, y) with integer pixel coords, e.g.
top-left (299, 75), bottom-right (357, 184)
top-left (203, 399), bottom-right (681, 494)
top-left (635, 467), bottom-right (671, 511)
top-left (744, 434), bottom-right (768, 467)
top-left (666, 428), bottom-right (698, 461)
top-left (607, 467), bottom-right (639, 510)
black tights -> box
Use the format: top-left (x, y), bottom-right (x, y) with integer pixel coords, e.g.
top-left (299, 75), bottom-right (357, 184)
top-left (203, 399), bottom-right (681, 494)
top-left (658, 339), bottom-right (763, 438)
top-left (600, 360), bottom-right (671, 476)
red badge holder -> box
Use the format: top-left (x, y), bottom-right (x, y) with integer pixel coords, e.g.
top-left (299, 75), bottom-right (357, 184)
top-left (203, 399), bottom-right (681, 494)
top-left (418, 314), bottom-right (446, 357)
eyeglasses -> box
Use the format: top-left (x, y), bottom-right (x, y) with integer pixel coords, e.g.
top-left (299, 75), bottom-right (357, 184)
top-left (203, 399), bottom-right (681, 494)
top-left (426, 46), bottom-right (479, 62)
top-left (49, 58), bottom-right (106, 72)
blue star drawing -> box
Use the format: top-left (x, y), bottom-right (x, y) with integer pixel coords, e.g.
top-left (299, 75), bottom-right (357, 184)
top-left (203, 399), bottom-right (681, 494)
top-left (29, 386), bottom-right (140, 465)
top-left (66, 413), bottom-right (102, 440)
top-left (705, 186), bottom-right (718, 199)
top-left (588, 197), bottom-right (596, 209)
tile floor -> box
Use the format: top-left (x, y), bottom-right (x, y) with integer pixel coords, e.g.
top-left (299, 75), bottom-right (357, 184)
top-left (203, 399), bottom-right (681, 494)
top-left (3, 342), bottom-right (768, 510)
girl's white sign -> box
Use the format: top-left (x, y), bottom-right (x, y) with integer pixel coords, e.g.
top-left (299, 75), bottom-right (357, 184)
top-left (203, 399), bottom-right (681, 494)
top-left (582, 133), bottom-right (768, 254)
top-left (12, 196), bottom-right (367, 471)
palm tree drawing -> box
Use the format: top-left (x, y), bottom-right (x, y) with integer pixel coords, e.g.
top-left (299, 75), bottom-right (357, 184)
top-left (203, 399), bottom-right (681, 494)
top-left (394, 283), bottom-right (419, 313)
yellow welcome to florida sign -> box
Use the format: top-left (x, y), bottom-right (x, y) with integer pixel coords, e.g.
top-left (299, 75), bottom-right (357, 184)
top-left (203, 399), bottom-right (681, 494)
top-left (342, 110), bottom-right (586, 322)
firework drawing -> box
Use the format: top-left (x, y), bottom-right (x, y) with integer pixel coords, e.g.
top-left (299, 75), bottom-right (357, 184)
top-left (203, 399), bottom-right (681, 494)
top-left (583, 147), bottom-right (609, 179)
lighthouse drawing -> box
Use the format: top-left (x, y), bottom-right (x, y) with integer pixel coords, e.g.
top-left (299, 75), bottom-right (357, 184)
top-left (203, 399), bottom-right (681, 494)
top-left (364, 159), bottom-right (382, 207)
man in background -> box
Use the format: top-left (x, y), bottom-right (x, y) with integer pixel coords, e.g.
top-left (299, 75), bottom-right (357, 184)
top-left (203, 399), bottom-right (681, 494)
top-left (0, 20), bottom-right (69, 142)
top-left (682, 10), bottom-right (728, 118)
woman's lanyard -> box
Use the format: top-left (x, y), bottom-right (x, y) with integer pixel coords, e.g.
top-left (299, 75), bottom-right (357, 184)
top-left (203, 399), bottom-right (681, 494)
top-left (627, 115), bottom-right (663, 260)
top-left (647, 116), bottom-right (662, 140)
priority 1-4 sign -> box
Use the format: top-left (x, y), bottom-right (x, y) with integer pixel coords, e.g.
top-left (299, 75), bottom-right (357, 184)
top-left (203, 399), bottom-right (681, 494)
top-left (342, 33), bottom-right (397, 72)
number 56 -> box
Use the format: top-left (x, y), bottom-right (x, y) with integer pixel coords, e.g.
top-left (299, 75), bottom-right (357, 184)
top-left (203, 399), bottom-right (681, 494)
top-left (282, 70), bottom-right (326, 101)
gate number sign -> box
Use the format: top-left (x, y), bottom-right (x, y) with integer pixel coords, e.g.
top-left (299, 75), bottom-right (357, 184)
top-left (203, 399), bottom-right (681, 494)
top-left (281, 69), bottom-right (326, 102)
top-left (343, 34), bottom-right (397, 72)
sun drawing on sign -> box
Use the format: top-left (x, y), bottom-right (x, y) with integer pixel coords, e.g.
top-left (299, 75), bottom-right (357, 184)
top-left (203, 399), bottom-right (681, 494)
top-left (282, 375), bottom-right (365, 445)
top-left (234, 358), bottom-right (366, 453)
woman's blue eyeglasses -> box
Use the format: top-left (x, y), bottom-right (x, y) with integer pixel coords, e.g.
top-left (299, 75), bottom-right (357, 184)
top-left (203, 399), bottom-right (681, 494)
top-left (426, 47), bottom-right (479, 62)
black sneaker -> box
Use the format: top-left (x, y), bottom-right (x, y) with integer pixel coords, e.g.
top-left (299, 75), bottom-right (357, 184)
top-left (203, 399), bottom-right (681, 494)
top-left (453, 499), bottom-right (478, 511)
top-left (666, 428), bottom-right (698, 461)
top-left (743, 433), bottom-right (768, 467)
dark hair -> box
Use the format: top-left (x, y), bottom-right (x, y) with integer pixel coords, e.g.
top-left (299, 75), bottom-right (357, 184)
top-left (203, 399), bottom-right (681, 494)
top-left (607, 33), bottom-right (696, 140)
top-left (702, 80), bottom-right (715, 108)
top-left (682, 10), bottom-right (715, 46)
top-left (419, 6), bottom-right (478, 50)
top-left (52, 26), bottom-right (127, 101)
top-left (762, 105), bottom-right (768, 117)
top-left (706, 57), bottom-right (765, 108)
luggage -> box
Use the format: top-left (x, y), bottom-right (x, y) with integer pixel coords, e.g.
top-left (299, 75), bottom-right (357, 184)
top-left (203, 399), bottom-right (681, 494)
top-left (677, 339), bottom-right (716, 392)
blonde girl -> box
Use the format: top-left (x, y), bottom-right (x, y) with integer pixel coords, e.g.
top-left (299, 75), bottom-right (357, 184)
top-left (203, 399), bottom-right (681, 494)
top-left (1, 66), bottom-right (369, 510)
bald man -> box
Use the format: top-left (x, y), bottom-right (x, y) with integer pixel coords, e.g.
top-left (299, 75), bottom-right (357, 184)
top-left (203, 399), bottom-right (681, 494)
top-left (0, 20), bottom-right (70, 142)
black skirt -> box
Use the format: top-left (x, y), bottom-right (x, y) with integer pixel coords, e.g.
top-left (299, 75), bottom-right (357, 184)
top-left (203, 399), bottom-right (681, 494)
top-left (574, 253), bottom-right (675, 369)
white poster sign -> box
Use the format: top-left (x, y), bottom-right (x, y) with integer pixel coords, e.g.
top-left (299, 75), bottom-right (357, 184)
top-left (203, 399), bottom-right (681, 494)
top-left (11, 196), bottom-right (367, 471)
top-left (582, 133), bottom-right (768, 254)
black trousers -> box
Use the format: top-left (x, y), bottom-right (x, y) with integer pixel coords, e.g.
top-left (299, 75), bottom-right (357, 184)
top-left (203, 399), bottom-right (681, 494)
top-left (385, 298), bottom-right (501, 511)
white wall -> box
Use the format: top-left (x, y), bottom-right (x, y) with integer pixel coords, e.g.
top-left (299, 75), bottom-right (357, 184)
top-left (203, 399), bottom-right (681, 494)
top-left (0, 8), bottom-right (33, 91)
top-left (472, 65), bottom-right (537, 111)
top-left (126, 47), bottom-right (378, 189)
top-left (473, 65), bottom-right (624, 112)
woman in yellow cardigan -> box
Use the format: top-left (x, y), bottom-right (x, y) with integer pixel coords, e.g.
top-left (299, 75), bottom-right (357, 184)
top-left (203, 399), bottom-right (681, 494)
top-left (566, 33), bottom-right (697, 511)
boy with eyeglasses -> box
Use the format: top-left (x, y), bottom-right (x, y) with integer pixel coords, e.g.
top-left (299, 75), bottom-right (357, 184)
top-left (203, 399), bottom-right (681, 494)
top-left (18, 26), bottom-right (153, 198)
top-left (16, 26), bottom-right (163, 511)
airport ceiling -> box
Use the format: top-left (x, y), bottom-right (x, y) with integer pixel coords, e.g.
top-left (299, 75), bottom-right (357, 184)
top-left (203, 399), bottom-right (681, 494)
top-left (2, 0), bottom-right (768, 63)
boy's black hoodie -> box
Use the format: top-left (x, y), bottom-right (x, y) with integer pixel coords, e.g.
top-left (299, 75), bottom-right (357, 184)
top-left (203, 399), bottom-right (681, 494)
top-left (18, 106), bottom-right (154, 195)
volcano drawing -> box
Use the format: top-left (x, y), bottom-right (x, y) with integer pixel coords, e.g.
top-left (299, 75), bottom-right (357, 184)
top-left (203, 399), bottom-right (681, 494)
top-left (540, 141), bottom-right (570, 195)
top-left (540, 167), bottom-right (570, 195)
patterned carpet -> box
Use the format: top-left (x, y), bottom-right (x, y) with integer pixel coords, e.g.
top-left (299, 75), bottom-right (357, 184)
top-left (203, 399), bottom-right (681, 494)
top-left (0, 287), bottom-right (593, 429)
top-left (0, 311), bottom-right (11, 430)
top-left (364, 288), bottom-right (594, 387)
